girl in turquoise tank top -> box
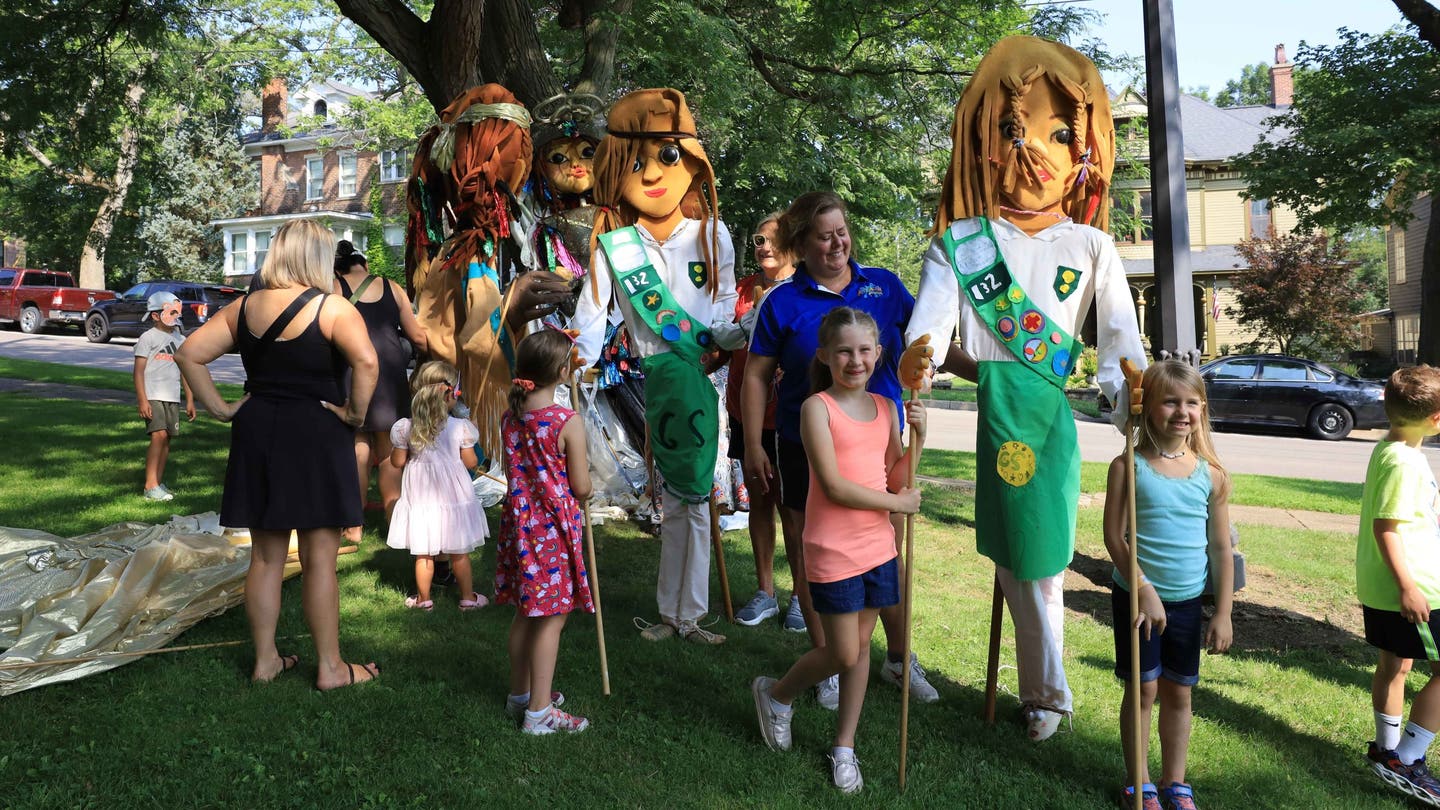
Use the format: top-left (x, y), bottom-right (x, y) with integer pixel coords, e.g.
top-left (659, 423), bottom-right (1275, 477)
top-left (750, 307), bottom-right (926, 794)
top-left (1103, 360), bottom-right (1234, 810)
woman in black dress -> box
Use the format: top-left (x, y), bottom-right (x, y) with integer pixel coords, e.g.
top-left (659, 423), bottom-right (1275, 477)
top-left (178, 220), bottom-right (382, 690)
top-left (333, 242), bottom-right (429, 541)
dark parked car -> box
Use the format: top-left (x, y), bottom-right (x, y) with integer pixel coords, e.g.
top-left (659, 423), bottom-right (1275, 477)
top-left (85, 280), bottom-right (243, 343)
top-left (1200, 354), bottom-right (1387, 441)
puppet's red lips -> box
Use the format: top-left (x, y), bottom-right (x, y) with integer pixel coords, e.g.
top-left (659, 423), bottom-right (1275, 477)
top-left (1037, 170), bottom-right (1052, 181)
top-left (644, 188), bottom-right (667, 198)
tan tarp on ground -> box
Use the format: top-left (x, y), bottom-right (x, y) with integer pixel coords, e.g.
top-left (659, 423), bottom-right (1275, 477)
top-left (0, 514), bottom-right (275, 696)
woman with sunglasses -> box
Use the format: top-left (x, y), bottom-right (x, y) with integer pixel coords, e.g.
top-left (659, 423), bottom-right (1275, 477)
top-left (743, 191), bottom-right (939, 708)
top-left (727, 214), bottom-right (796, 629)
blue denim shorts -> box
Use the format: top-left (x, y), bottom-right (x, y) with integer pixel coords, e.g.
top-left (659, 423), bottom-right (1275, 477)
top-left (808, 557), bottom-right (900, 615)
top-left (1111, 586), bottom-right (1203, 686)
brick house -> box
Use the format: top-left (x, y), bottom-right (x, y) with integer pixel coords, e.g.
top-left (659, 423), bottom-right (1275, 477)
top-left (1109, 45), bottom-right (1299, 359)
top-left (213, 79), bottom-right (410, 286)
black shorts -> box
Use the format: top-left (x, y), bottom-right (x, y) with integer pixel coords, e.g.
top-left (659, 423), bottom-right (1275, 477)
top-left (777, 436), bottom-right (810, 512)
top-left (729, 425), bottom-right (778, 467)
top-left (1365, 605), bottom-right (1440, 661)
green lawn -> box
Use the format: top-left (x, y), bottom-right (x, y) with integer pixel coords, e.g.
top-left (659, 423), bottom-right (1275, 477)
top-left (0, 391), bottom-right (1410, 809)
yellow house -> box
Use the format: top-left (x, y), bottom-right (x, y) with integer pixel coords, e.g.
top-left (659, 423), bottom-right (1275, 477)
top-left (1107, 47), bottom-right (1300, 359)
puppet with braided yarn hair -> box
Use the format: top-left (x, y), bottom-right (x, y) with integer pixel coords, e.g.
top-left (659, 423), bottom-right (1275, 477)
top-left (526, 93), bottom-right (605, 318)
top-left (570, 88), bottom-right (746, 644)
top-left (405, 84), bottom-right (536, 460)
top-left (905, 36), bottom-right (1146, 741)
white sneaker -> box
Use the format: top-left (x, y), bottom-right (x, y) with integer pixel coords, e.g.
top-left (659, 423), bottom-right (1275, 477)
top-left (752, 676), bottom-right (793, 751)
top-left (521, 705), bottom-right (588, 735)
top-left (815, 674), bottom-right (840, 711)
top-left (143, 486), bottom-right (174, 501)
top-left (1024, 705), bottom-right (1064, 741)
top-left (505, 691), bottom-right (565, 721)
top-left (828, 749), bottom-right (863, 793)
top-left (881, 652), bottom-right (939, 703)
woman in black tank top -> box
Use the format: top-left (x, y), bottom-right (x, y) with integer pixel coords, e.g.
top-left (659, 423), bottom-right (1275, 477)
top-left (177, 220), bottom-right (383, 691)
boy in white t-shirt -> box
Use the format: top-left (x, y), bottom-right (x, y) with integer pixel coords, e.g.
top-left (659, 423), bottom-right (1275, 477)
top-left (1359, 365), bottom-right (1440, 804)
top-left (133, 291), bottom-right (195, 500)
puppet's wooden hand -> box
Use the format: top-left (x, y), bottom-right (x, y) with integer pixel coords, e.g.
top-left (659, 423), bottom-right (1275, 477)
top-left (899, 334), bottom-right (935, 393)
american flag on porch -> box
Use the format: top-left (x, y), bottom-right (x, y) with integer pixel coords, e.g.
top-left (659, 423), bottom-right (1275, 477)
top-left (1211, 287), bottom-right (1221, 322)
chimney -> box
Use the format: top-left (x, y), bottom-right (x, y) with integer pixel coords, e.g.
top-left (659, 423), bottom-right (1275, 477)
top-left (261, 77), bottom-right (288, 134)
top-left (1270, 44), bottom-right (1293, 107)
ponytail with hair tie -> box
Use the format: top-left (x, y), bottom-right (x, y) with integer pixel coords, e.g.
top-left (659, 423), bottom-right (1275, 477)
top-left (512, 378), bottom-right (535, 392)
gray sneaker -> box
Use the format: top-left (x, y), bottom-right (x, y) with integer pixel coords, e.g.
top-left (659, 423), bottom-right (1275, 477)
top-left (782, 594), bottom-right (807, 633)
top-left (736, 590), bottom-right (780, 626)
top-left (815, 674), bottom-right (840, 711)
top-left (143, 486), bottom-right (174, 501)
top-left (751, 675), bottom-right (792, 751)
top-left (881, 652), bottom-right (939, 703)
top-left (829, 749), bottom-right (863, 793)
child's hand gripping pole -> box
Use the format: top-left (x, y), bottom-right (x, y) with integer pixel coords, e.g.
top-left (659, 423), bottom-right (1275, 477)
top-left (569, 373), bottom-right (611, 696)
top-left (1120, 357), bottom-right (1145, 810)
top-left (896, 335), bottom-right (932, 792)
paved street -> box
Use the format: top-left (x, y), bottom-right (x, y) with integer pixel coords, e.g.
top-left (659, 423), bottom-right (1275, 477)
top-left (0, 328), bottom-right (247, 384)
top-left (925, 404), bottom-right (1440, 484)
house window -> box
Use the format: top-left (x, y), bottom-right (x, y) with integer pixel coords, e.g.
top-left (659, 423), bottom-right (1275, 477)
top-left (1397, 315), bottom-right (1420, 365)
top-left (254, 231), bottom-right (271, 272)
top-left (384, 224), bottom-right (404, 246)
top-left (230, 232), bottom-right (249, 275)
top-left (1248, 198), bottom-right (1272, 239)
top-left (338, 152), bottom-right (358, 197)
top-left (379, 149), bottom-right (408, 182)
top-left (1112, 189), bottom-right (1154, 244)
top-left (1394, 229), bottom-right (1408, 285)
top-left (306, 155), bottom-right (324, 200)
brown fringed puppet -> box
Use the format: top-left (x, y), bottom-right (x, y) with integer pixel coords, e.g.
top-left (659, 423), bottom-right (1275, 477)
top-left (905, 36), bottom-right (1146, 741)
top-left (405, 84), bottom-right (534, 459)
top-left (571, 88), bottom-right (745, 645)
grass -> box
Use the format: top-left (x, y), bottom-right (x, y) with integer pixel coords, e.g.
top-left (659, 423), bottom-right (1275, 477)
top-left (0, 356), bottom-right (247, 400)
top-left (0, 391), bottom-right (1408, 809)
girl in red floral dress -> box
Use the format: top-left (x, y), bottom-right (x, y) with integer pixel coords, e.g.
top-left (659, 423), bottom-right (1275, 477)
top-left (496, 329), bottom-right (594, 735)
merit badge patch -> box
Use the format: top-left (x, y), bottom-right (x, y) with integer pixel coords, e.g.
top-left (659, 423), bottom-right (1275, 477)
top-left (996, 441), bottom-right (1036, 487)
top-left (688, 262), bottom-right (708, 288)
top-left (1053, 266), bottom-right (1081, 300)
top-left (642, 290), bottom-right (663, 312)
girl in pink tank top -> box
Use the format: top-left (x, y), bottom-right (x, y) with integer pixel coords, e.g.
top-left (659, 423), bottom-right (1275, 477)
top-left (750, 307), bottom-right (926, 793)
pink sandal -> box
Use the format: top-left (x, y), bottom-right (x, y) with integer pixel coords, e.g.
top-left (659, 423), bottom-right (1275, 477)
top-left (404, 596), bottom-right (434, 611)
top-left (460, 592), bottom-right (490, 611)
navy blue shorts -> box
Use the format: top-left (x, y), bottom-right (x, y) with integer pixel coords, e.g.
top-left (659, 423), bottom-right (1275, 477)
top-left (1111, 586), bottom-right (1203, 686)
top-left (1364, 605), bottom-right (1440, 661)
top-left (808, 557), bottom-right (900, 614)
top-left (777, 436), bottom-right (810, 512)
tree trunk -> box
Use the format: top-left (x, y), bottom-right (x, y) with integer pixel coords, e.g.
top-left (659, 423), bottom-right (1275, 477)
top-left (1390, 0), bottom-right (1440, 52)
top-left (77, 82), bottom-right (145, 290)
top-left (1420, 193), bottom-right (1440, 365)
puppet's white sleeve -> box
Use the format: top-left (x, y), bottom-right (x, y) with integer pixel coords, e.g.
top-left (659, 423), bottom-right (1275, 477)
top-left (1093, 235), bottom-right (1147, 431)
top-left (707, 223), bottom-right (746, 351)
top-left (905, 236), bottom-right (962, 366)
top-left (571, 248), bottom-right (614, 367)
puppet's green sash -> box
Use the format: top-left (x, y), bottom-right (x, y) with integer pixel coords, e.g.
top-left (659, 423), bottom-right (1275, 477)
top-left (597, 226), bottom-right (717, 501)
top-left (596, 227), bottom-right (715, 365)
top-left (941, 218), bottom-right (1080, 390)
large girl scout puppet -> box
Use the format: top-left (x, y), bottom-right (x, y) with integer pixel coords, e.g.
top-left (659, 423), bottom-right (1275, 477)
top-left (405, 84), bottom-right (534, 460)
top-left (906, 36), bottom-right (1146, 741)
top-left (571, 88), bottom-right (745, 645)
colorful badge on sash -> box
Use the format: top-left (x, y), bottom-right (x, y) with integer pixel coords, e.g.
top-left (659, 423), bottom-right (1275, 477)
top-left (597, 226), bottom-right (714, 363)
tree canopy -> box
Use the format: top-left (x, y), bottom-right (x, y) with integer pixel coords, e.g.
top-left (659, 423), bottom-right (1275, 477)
top-left (1227, 233), bottom-right (1361, 357)
top-left (1214, 63), bottom-right (1271, 108)
top-left (1236, 19), bottom-right (1440, 365)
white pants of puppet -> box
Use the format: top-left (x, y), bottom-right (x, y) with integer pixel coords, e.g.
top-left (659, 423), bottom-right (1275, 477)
top-left (657, 491), bottom-right (712, 624)
top-left (997, 566), bottom-right (1072, 715)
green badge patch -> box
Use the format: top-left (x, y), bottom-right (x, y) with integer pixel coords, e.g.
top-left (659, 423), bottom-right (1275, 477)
top-left (688, 262), bottom-right (707, 289)
top-left (642, 289), bottom-right (662, 312)
top-left (1053, 265), bottom-right (1081, 301)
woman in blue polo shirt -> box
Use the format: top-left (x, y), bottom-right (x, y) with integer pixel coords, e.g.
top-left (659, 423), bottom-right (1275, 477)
top-left (741, 190), bottom-right (938, 707)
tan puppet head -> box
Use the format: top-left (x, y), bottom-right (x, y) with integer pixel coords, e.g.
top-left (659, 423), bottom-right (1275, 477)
top-left (934, 35), bottom-right (1116, 234)
top-left (591, 88), bottom-right (722, 298)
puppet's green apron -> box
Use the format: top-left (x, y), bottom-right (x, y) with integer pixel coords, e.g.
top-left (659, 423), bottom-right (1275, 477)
top-left (597, 227), bottom-right (718, 502)
top-left (943, 218), bottom-right (1082, 580)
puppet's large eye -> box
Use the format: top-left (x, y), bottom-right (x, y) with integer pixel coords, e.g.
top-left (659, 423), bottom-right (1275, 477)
top-left (1053, 128), bottom-right (1074, 145)
top-left (631, 157), bottom-right (643, 173)
top-left (548, 151), bottom-right (570, 165)
top-left (658, 143), bottom-right (682, 166)
top-left (580, 145), bottom-right (596, 159)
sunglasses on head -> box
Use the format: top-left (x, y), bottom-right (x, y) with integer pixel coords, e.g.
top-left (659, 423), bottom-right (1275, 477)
top-left (751, 234), bottom-right (770, 248)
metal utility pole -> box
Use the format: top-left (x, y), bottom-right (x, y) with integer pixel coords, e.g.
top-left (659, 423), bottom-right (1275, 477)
top-left (1142, 0), bottom-right (1199, 363)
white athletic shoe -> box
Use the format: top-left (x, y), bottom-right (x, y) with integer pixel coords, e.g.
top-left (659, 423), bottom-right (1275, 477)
top-left (829, 749), bottom-right (863, 793)
top-left (815, 674), bottom-right (840, 711)
top-left (752, 675), bottom-right (793, 751)
top-left (881, 652), bottom-right (939, 703)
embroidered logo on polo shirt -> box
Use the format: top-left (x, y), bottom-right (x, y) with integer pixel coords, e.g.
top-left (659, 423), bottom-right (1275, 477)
top-left (858, 282), bottom-right (883, 298)
top-left (688, 262), bottom-right (707, 288)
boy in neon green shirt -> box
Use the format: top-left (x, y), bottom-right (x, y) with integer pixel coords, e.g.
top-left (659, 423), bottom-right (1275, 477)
top-left (1358, 365), bottom-right (1440, 803)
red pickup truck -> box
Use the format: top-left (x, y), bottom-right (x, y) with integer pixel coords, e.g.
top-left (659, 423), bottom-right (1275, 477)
top-left (0, 268), bottom-right (117, 334)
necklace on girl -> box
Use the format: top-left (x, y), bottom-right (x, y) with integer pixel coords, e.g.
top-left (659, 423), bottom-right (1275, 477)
top-left (1157, 447), bottom-right (1187, 460)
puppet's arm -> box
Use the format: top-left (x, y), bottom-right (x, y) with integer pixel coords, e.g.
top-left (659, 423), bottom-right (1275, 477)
top-left (570, 248), bottom-right (614, 368)
top-left (705, 223), bottom-right (747, 351)
top-left (905, 237), bottom-right (962, 368)
top-left (1093, 235), bottom-right (1148, 431)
